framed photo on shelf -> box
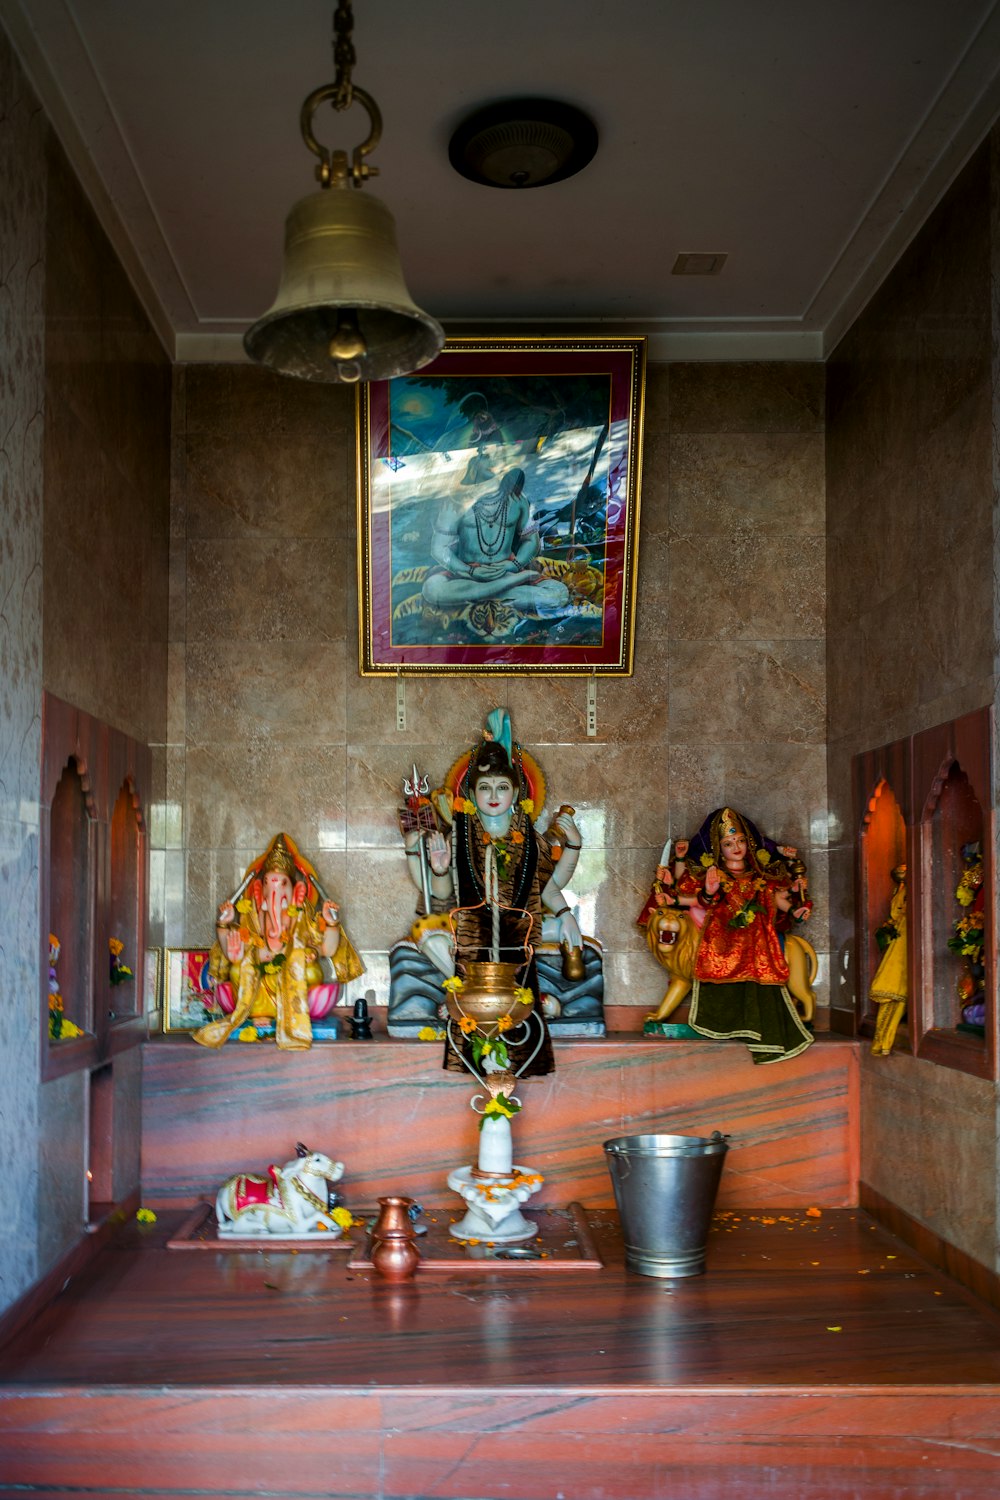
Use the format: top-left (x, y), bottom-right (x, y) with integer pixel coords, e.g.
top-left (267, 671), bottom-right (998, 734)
top-left (358, 336), bottom-right (646, 675)
top-left (163, 948), bottom-right (218, 1033)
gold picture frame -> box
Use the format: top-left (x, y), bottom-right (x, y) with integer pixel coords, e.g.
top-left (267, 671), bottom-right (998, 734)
top-left (358, 336), bottom-right (646, 675)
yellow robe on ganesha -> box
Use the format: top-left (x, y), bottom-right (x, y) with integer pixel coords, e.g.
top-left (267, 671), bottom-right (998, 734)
top-left (193, 833), bottom-right (364, 1051)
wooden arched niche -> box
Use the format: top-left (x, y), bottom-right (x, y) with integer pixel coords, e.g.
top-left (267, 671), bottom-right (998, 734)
top-left (909, 707), bottom-right (995, 1078)
top-left (41, 691), bottom-right (152, 1079)
top-left (919, 758), bottom-right (985, 1036)
top-left (851, 706), bottom-right (994, 1076)
top-left (48, 755), bottom-right (97, 1044)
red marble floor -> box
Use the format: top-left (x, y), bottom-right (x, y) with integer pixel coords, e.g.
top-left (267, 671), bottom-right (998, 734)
top-left (1, 1208), bottom-right (999, 1499)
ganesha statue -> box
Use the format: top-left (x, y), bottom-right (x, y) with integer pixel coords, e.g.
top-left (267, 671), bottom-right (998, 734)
top-left (387, 708), bottom-right (605, 1045)
top-left (638, 807), bottom-right (817, 1065)
top-left (192, 832), bottom-right (364, 1050)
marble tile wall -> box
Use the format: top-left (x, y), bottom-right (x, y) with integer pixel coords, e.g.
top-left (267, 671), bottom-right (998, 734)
top-left (0, 20), bottom-right (171, 1318)
top-left (42, 137), bottom-right (171, 757)
top-left (0, 26), bottom-right (45, 1315)
top-left (826, 134), bottom-right (999, 1268)
top-left (164, 360), bottom-right (829, 1015)
top-left (38, 133), bottom-right (170, 1276)
top-left (859, 1050), bottom-right (996, 1269)
top-left (666, 362), bottom-right (829, 1012)
top-left (39, 138), bottom-right (170, 1278)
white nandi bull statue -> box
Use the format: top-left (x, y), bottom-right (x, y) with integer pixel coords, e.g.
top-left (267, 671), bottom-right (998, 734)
top-left (215, 1143), bottom-right (345, 1236)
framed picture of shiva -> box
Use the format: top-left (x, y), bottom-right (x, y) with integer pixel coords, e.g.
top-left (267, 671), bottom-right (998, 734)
top-left (357, 337), bottom-right (646, 675)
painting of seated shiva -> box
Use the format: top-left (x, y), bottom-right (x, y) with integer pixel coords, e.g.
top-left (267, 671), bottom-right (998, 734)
top-left (358, 338), bottom-right (645, 675)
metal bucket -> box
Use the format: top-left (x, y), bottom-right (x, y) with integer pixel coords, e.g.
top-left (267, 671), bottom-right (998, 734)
top-left (603, 1132), bottom-right (728, 1278)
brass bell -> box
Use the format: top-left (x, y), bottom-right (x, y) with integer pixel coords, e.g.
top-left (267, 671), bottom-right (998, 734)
top-left (244, 4), bottom-right (443, 385)
top-left (244, 186), bottom-right (443, 384)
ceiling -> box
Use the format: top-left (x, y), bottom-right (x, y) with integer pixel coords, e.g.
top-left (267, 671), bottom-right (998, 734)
top-left (5, 0), bottom-right (1000, 362)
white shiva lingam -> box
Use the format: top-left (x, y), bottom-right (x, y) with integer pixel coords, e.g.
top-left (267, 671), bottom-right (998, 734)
top-left (444, 958), bottom-right (546, 1243)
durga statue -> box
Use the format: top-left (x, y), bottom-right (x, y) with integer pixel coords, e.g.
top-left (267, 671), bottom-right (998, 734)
top-left (638, 806), bottom-right (817, 1064)
top-left (388, 707), bottom-right (605, 1051)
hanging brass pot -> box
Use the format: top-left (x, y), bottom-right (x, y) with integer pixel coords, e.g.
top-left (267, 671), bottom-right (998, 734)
top-left (445, 961), bottom-right (531, 1029)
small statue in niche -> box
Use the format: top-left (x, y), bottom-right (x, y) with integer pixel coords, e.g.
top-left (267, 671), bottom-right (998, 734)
top-left (950, 841), bottom-right (986, 1035)
top-left (869, 864), bottom-right (908, 1056)
top-left (192, 832), bottom-right (364, 1050)
top-left (387, 707), bottom-right (605, 1048)
top-left (638, 807), bottom-right (816, 1064)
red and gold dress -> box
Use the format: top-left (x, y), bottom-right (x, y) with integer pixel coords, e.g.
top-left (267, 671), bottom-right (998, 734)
top-left (693, 870), bottom-right (789, 984)
top-left (682, 866), bottom-right (813, 1064)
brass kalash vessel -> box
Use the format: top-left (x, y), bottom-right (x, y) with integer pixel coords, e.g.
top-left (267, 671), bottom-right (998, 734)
top-left (443, 961), bottom-right (533, 1031)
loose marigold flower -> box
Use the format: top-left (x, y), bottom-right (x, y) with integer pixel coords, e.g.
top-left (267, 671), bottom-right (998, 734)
top-left (459, 1015), bottom-right (477, 1035)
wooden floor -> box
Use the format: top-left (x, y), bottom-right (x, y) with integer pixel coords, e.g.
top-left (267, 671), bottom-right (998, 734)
top-left (1, 1208), bottom-right (999, 1499)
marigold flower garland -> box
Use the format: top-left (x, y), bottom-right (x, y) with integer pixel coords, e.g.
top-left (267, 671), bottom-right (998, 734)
top-left (109, 937), bottom-right (134, 986)
top-left (48, 933), bottom-right (84, 1040)
top-left (442, 974), bottom-right (533, 1129)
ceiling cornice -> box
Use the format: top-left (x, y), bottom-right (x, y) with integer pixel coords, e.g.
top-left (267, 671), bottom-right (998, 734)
top-left (0, 0), bottom-right (180, 356)
top-left (175, 326), bottom-right (825, 366)
top-left (5, 0), bottom-right (1000, 367)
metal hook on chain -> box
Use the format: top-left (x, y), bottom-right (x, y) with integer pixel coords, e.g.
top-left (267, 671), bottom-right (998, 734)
top-left (300, 82), bottom-right (382, 188)
top-left (298, 4), bottom-right (382, 188)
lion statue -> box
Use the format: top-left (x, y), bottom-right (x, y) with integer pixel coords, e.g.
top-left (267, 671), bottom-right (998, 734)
top-left (644, 908), bottom-right (817, 1024)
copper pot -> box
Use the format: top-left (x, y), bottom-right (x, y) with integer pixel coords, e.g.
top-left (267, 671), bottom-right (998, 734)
top-left (370, 1195), bottom-right (420, 1282)
top-left (444, 960), bottom-right (531, 1029)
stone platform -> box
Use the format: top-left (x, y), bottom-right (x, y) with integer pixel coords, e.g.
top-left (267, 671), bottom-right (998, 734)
top-left (140, 1032), bottom-right (859, 1210)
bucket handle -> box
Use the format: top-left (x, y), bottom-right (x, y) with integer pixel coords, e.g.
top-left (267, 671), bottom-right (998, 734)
top-left (606, 1145), bottom-right (631, 1180)
top-left (606, 1130), bottom-right (730, 1175)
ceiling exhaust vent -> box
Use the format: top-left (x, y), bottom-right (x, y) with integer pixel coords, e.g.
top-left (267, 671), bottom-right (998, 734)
top-left (449, 98), bottom-right (598, 189)
top-left (672, 252), bottom-right (728, 276)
